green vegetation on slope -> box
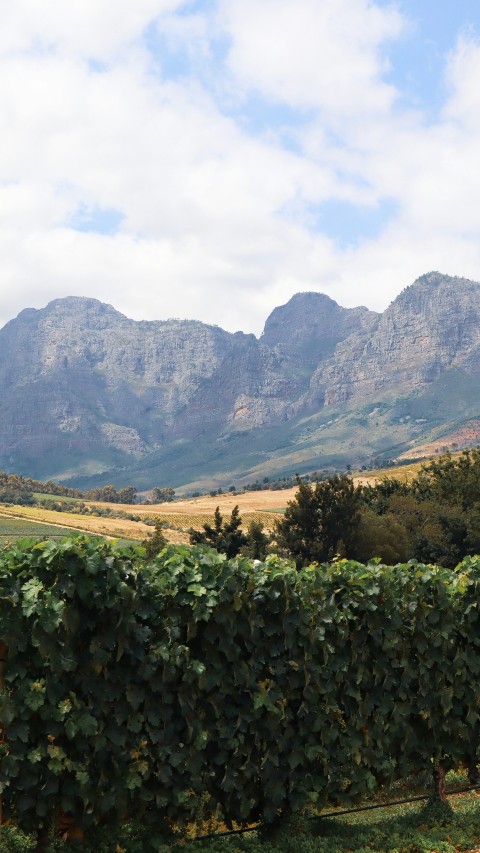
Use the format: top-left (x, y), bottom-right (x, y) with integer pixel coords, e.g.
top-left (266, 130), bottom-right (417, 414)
top-left (269, 449), bottom-right (480, 568)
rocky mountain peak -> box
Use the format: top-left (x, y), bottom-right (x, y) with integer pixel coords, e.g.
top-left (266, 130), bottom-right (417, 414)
top-left (2, 271), bottom-right (480, 488)
top-left (310, 272), bottom-right (480, 407)
top-left (261, 290), bottom-right (377, 368)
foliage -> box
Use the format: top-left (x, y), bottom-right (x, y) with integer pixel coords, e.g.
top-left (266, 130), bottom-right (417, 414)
top-left (358, 449), bottom-right (480, 567)
top-left (273, 475), bottom-right (361, 568)
top-left (3, 539), bottom-right (480, 842)
top-left (0, 487), bottom-right (34, 507)
top-left (242, 472), bottom-right (326, 493)
top-left (240, 521), bottom-right (270, 560)
top-left (0, 472), bottom-right (81, 501)
top-left (83, 485), bottom-right (137, 504)
top-left (412, 447), bottom-right (480, 508)
top-left (152, 487), bottom-right (175, 503)
top-left (267, 449), bottom-right (480, 568)
top-left (354, 508), bottom-right (410, 564)
top-left (141, 519), bottom-right (167, 558)
top-left (188, 506), bottom-right (247, 557)
top-left (361, 476), bottom-right (411, 514)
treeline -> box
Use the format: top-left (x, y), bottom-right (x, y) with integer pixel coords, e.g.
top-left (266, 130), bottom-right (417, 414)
top-left (1, 537), bottom-right (480, 844)
top-left (82, 485), bottom-right (137, 503)
top-left (275, 449), bottom-right (480, 568)
top-left (186, 450), bottom-right (480, 569)
top-left (0, 473), bottom-right (141, 507)
top-left (203, 472), bottom-right (332, 497)
top-left (0, 472), bottom-right (82, 505)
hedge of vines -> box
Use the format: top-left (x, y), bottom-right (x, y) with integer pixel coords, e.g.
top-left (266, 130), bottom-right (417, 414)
top-left (1, 538), bottom-right (480, 839)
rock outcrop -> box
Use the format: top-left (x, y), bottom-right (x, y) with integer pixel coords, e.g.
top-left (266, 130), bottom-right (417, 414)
top-left (2, 271), bottom-right (480, 485)
top-left (309, 272), bottom-right (480, 406)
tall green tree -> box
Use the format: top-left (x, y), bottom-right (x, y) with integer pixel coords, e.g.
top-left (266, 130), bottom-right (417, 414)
top-left (274, 475), bottom-right (362, 568)
top-left (241, 520), bottom-right (270, 560)
top-left (189, 505), bottom-right (247, 558)
top-left (141, 519), bottom-right (167, 558)
top-left (117, 486), bottom-right (137, 504)
top-left (412, 449), bottom-right (480, 510)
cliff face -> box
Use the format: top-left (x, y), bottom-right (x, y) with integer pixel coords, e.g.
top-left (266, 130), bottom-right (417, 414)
top-left (260, 291), bottom-right (377, 367)
top-left (309, 273), bottom-right (480, 407)
top-left (0, 289), bottom-right (367, 477)
top-left (2, 272), bottom-right (480, 484)
top-left (0, 297), bottom-right (245, 470)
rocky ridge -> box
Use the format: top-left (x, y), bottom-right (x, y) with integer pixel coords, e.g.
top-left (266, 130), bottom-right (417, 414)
top-left (2, 272), bottom-right (480, 488)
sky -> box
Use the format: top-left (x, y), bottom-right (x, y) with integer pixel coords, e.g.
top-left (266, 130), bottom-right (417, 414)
top-left (2, 0), bottom-right (480, 335)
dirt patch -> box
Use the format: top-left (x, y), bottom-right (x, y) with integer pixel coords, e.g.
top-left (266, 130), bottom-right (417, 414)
top-left (396, 419), bottom-right (480, 461)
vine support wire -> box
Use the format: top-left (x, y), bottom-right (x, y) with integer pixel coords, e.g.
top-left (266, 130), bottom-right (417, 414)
top-left (194, 782), bottom-right (480, 842)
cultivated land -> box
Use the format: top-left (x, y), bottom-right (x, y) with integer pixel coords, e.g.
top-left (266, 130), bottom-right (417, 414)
top-left (0, 460), bottom-right (439, 545)
top-left (0, 506), bottom-right (152, 543)
top-left (98, 488), bottom-right (299, 523)
top-left (0, 516), bottom-right (92, 544)
top-left (2, 449), bottom-right (465, 549)
top-left (4, 460), bottom-right (480, 851)
top-left (0, 489), bottom-right (294, 545)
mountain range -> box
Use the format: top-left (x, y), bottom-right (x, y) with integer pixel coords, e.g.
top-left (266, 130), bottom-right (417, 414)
top-left (3, 271), bottom-right (480, 491)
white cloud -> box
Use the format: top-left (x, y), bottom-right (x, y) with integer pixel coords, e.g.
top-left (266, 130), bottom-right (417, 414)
top-left (0, 8), bottom-right (341, 333)
top-left (444, 35), bottom-right (480, 126)
top-left (1, 1), bottom-right (480, 338)
top-left (0, 1), bottom-right (183, 61)
top-left (218, 0), bottom-right (404, 120)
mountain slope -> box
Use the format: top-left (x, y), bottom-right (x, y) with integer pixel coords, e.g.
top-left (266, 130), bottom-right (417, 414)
top-left (309, 272), bottom-right (480, 406)
top-left (2, 272), bottom-right (480, 489)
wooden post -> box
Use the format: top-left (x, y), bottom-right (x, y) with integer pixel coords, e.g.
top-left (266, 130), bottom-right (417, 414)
top-left (468, 758), bottom-right (480, 786)
top-left (433, 765), bottom-right (447, 800)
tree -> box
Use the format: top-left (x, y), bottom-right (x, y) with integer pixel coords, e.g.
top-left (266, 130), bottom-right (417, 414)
top-left (0, 485), bottom-right (34, 506)
top-left (141, 519), bottom-right (167, 558)
top-left (241, 520), bottom-right (270, 560)
top-left (354, 508), bottom-right (410, 564)
top-left (273, 475), bottom-right (362, 568)
top-left (83, 485), bottom-right (137, 504)
top-left (84, 485), bottom-right (118, 503)
top-left (152, 487), bottom-right (175, 503)
top-left (189, 506), bottom-right (247, 558)
top-left (118, 486), bottom-right (137, 504)
top-left (412, 449), bottom-right (480, 510)
top-left (361, 477), bottom-right (411, 515)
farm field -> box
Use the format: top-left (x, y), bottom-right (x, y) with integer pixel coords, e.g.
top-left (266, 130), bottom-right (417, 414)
top-left (32, 491), bottom-right (79, 504)
top-left (353, 448), bottom-right (470, 487)
top-left (353, 463), bottom-right (421, 487)
top-left (101, 487), bottom-right (300, 515)
top-left (0, 455), bottom-right (450, 545)
top-left (0, 505), bottom-right (152, 543)
top-left (0, 503), bottom-right (278, 544)
top-left (0, 516), bottom-right (91, 543)
top-left (0, 462), bottom-right (429, 546)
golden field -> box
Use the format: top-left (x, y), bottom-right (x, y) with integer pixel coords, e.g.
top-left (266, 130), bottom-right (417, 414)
top-left (0, 489), bottom-right (296, 545)
top-left (0, 458), bottom-right (439, 545)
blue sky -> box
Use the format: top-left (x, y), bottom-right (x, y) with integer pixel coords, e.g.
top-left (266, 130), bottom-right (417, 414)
top-left (384, 1), bottom-right (480, 115)
top-left (2, 0), bottom-right (480, 334)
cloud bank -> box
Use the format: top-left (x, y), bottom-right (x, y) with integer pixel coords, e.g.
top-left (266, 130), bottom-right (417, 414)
top-left (1, 0), bottom-right (480, 334)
